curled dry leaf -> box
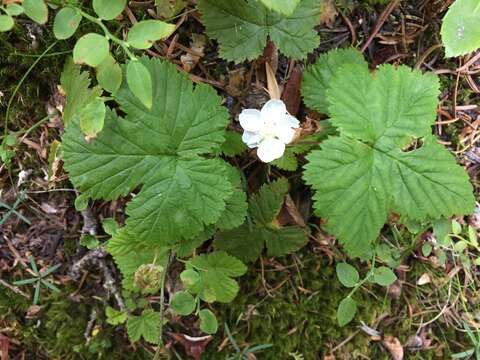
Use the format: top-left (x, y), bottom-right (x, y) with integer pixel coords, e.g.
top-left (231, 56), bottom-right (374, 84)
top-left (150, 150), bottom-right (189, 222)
top-left (382, 336), bottom-right (404, 360)
top-left (417, 273), bottom-right (431, 286)
top-left (169, 333), bottom-right (213, 360)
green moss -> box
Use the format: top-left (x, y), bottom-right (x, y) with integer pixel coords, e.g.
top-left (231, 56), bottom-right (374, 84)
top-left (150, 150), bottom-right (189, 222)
top-left (12, 290), bottom-right (149, 359)
top-left (202, 250), bottom-right (390, 359)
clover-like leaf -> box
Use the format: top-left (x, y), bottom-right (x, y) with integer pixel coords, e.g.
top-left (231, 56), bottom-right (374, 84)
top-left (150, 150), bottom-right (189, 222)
top-left (93, 0), bottom-right (127, 20)
top-left (73, 33), bottom-right (109, 67)
top-left (199, 309), bottom-right (218, 334)
top-left (63, 57), bottom-right (234, 250)
top-left (197, 0), bottom-right (320, 62)
top-left (53, 7), bottom-right (82, 40)
top-left (337, 297), bottom-right (357, 326)
top-left (336, 262), bottom-right (359, 288)
top-left (0, 15), bottom-right (14, 32)
top-left (441, 0), bottom-right (480, 57)
top-left (215, 179), bottom-right (309, 262)
top-left (23, 0), bottom-right (48, 24)
top-left (127, 20), bottom-right (176, 49)
top-left (170, 291), bottom-right (196, 316)
top-left (187, 251), bottom-right (247, 303)
top-left (303, 49), bottom-right (475, 257)
top-left (96, 54), bottom-right (123, 94)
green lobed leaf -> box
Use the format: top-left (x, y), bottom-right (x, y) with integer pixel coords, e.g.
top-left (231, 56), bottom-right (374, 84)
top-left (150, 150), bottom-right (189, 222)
top-left (441, 0), bottom-right (480, 57)
top-left (220, 130), bottom-right (247, 157)
top-left (215, 165), bottom-right (248, 231)
top-left (23, 0), bottom-right (48, 24)
top-left (303, 50), bottom-right (475, 256)
top-left (97, 55), bottom-right (123, 94)
top-left (215, 179), bottom-right (308, 262)
top-left (197, 0), bottom-right (320, 62)
top-left (337, 297), bottom-right (357, 326)
top-left (336, 262), bottom-right (359, 288)
top-left (102, 217), bottom-right (119, 236)
top-left (53, 7), bottom-right (82, 40)
top-left (93, 0), bottom-right (127, 20)
top-left (127, 309), bottom-right (161, 344)
top-left (126, 60), bottom-right (153, 109)
top-left (302, 48), bottom-right (366, 115)
top-left (214, 224), bottom-right (265, 262)
top-left (199, 309), bottom-right (218, 334)
top-left (127, 19), bottom-right (176, 49)
top-left (170, 291), bottom-right (196, 315)
top-left (188, 251), bottom-right (246, 303)
top-left (106, 306), bottom-right (128, 325)
top-left (62, 57), bottom-right (233, 249)
top-left (60, 57), bottom-right (102, 123)
top-left (259, 0), bottom-right (301, 15)
top-left (373, 266), bottom-right (397, 286)
top-left (73, 33), bottom-right (110, 67)
top-left (249, 178), bottom-right (289, 226)
top-left (271, 147), bottom-right (298, 171)
top-left (0, 15), bottom-right (14, 32)
top-left (175, 226), bottom-right (216, 258)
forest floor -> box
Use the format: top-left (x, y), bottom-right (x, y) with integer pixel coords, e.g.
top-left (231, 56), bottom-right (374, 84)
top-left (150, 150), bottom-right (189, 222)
top-left (1, 0), bottom-right (480, 359)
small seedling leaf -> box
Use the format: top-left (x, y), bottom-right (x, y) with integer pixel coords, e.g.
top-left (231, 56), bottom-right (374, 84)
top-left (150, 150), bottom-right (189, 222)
top-left (336, 262), bottom-right (359, 288)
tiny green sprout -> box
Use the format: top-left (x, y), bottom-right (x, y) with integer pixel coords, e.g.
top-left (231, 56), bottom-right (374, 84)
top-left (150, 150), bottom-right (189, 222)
top-left (452, 322), bottom-right (480, 359)
top-left (13, 255), bottom-right (61, 305)
top-left (133, 263), bottom-right (164, 294)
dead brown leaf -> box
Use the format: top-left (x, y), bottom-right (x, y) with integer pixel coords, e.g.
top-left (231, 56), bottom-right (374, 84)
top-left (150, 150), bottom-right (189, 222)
top-left (26, 305), bottom-right (42, 319)
top-left (169, 333), bottom-right (213, 360)
top-left (0, 333), bottom-right (9, 360)
top-left (382, 336), bottom-right (404, 360)
top-left (281, 64), bottom-right (303, 116)
top-left (319, 0), bottom-right (338, 26)
top-left (180, 34), bottom-right (205, 72)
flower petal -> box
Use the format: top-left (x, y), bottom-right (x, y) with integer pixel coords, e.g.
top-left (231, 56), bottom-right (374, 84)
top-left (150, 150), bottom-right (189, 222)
top-left (274, 125), bottom-right (296, 144)
top-left (242, 131), bottom-right (263, 148)
top-left (261, 100), bottom-right (287, 123)
top-left (285, 115), bottom-right (300, 128)
top-left (239, 109), bottom-right (263, 132)
top-left (257, 138), bottom-right (286, 163)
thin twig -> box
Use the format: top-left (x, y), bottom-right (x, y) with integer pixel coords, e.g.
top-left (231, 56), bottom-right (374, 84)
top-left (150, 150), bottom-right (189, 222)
top-left (360, 0), bottom-right (401, 53)
top-left (0, 279), bottom-right (29, 299)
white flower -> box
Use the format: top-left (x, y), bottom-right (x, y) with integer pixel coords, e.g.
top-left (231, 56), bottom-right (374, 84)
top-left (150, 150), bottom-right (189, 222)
top-left (239, 100), bottom-right (300, 163)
